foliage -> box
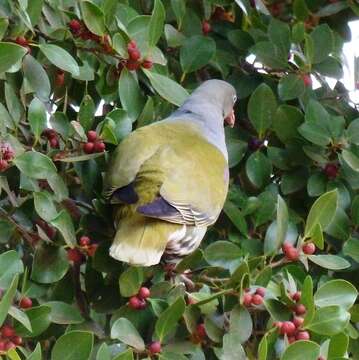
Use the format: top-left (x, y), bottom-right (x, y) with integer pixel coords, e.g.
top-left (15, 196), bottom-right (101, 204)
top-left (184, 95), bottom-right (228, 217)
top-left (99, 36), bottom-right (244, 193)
top-left (0, 0), bottom-right (358, 359)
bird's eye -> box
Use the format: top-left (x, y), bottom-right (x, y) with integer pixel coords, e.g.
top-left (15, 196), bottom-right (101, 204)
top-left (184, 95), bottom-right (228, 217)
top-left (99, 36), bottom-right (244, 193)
top-left (233, 95), bottom-right (237, 103)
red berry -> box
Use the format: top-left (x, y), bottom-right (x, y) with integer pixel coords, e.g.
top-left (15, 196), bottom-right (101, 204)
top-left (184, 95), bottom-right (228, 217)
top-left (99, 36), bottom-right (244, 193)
top-left (0, 159), bottom-right (8, 172)
top-left (69, 19), bottom-right (81, 33)
top-left (128, 296), bottom-right (142, 310)
top-left (273, 321), bottom-right (283, 329)
top-left (142, 58), bottom-right (153, 69)
top-left (128, 48), bottom-right (141, 61)
top-left (148, 341), bottom-right (162, 354)
top-left (67, 248), bottom-right (84, 264)
top-left (49, 137), bottom-right (59, 149)
top-left (15, 36), bottom-right (28, 46)
top-left (282, 242), bottom-right (293, 252)
top-left (280, 321), bottom-right (296, 336)
top-left (288, 336), bottom-right (296, 344)
top-left (196, 323), bottom-right (206, 338)
top-left (45, 225), bottom-right (56, 239)
top-left (285, 247), bottom-right (300, 262)
top-left (1, 325), bottom-right (15, 338)
top-left (302, 74), bottom-right (312, 87)
top-left (83, 142), bottom-right (94, 154)
top-left (255, 287), bottom-right (266, 297)
top-left (2, 144), bottom-right (14, 161)
top-left (87, 130), bottom-right (97, 142)
top-left (11, 336), bottom-right (22, 346)
top-left (202, 21), bottom-right (212, 35)
top-left (55, 70), bottom-right (65, 87)
top-left (324, 163), bottom-right (339, 179)
top-left (252, 294), bottom-right (263, 305)
top-left (79, 236), bottom-right (91, 246)
top-left (138, 298), bottom-right (147, 309)
top-left (243, 293), bottom-right (252, 307)
top-left (293, 316), bottom-right (304, 328)
top-left (296, 331), bottom-right (310, 341)
top-left (138, 287), bottom-right (151, 300)
top-left (0, 339), bottom-right (5, 351)
top-left (294, 304), bottom-right (307, 316)
top-left (187, 297), bottom-right (197, 305)
top-left (86, 244), bottom-right (98, 257)
top-left (94, 141), bottom-right (105, 153)
top-left (125, 59), bottom-right (140, 71)
top-left (292, 291), bottom-right (301, 302)
top-left (4, 341), bottom-right (16, 351)
top-left (302, 242), bottom-right (316, 255)
top-left (19, 297), bottom-right (32, 309)
top-left (127, 40), bottom-right (137, 50)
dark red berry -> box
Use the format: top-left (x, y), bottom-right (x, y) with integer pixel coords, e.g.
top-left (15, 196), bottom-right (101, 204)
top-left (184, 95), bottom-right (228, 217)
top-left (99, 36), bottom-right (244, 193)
top-left (138, 298), bottom-right (147, 309)
top-left (128, 296), bottom-right (142, 310)
top-left (248, 137), bottom-right (263, 151)
top-left (202, 21), bottom-right (212, 35)
top-left (288, 336), bottom-right (296, 344)
top-left (55, 70), bottom-right (65, 87)
top-left (148, 341), bottom-right (162, 354)
top-left (11, 336), bottom-right (22, 346)
top-left (83, 142), bottom-right (94, 154)
top-left (302, 242), bottom-right (316, 255)
top-left (1, 325), bottom-right (15, 338)
top-left (243, 293), bottom-right (252, 307)
top-left (280, 321), bottom-right (296, 336)
top-left (142, 58), bottom-right (153, 69)
top-left (79, 236), bottom-right (91, 246)
top-left (292, 291), bottom-right (301, 302)
top-left (285, 247), bottom-right (300, 262)
top-left (4, 341), bottom-right (16, 351)
top-left (1, 144), bottom-right (14, 161)
top-left (127, 40), bottom-right (137, 50)
top-left (294, 304), bottom-right (307, 316)
top-left (0, 340), bottom-right (5, 351)
top-left (69, 19), bottom-right (81, 33)
top-left (317, 357), bottom-right (325, 360)
top-left (67, 248), bottom-right (84, 264)
top-left (125, 59), bottom-right (140, 71)
top-left (302, 74), bottom-right (312, 87)
top-left (87, 130), bottom-right (97, 142)
top-left (19, 297), bottom-right (32, 309)
top-left (196, 323), bottom-right (206, 338)
top-left (49, 137), bottom-right (59, 148)
top-left (138, 287), bottom-right (151, 300)
top-left (324, 163), bottom-right (339, 179)
top-left (94, 141), bottom-right (105, 153)
top-left (15, 36), bottom-right (28, 46)
top-left (0, 159), bottom-right (8, 172)
top-left (293, 316), bottom-right (304, 328)
top-left (255, 287), bottom-right (266, 297)
top-left (128, 48), bottom-right (141, 61)
top-left (252, 294), bottom-right (263, 305)
top-left (296, 331), bottom-right (310, 341)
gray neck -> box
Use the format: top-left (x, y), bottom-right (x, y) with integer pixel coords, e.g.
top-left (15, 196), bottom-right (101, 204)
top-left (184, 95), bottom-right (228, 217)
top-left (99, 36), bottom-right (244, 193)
top-left (168, 102), bottom-right (228, 161)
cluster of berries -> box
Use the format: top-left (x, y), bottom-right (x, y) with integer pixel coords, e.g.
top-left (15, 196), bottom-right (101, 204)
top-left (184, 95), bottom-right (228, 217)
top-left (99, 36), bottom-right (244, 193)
top-left (243, 287), bottom-right (265, 307)
top-left (83, 131), bottom-right (106, 154)
top-left (68, 20), bottom-right (112, 53)
top-left (128, 287), bottom-right (151, 310)
top-left (282, 241), bottom-right (316, 262)
top-left (0, 325), bottom-right (23, 353)
top-left (0, 143), bottom-right (14, 172)
top-left (35, 218), bottom-right (57, 240)
top-left (15, 36), bottom-right (31, 53)
top-left (42, 128), bottom-right (60, 149)
top-left (273, 291), bottom-right (310, 344)
top-left (121, 40), bottom-right (153, 72)
top-left (67, 236), bottom-right (98, 264)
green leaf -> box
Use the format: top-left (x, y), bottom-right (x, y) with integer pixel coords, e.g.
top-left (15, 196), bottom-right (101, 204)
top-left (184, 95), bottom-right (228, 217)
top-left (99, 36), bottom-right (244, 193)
top-left (180, 35), bottom-right (216, 73)
top-left (44, 301), bottom-right (84, 324)
top-left (343, 236), bottom-right (359, 262)
top-left (0, 18), bottom-right (8, 41)
top-left (314, 279), bottom-right (358, 310)
top-left (14, 151), bottom-right (57, 179)
top-left (328, 333), bottom-right (349, 359)
top-left (50, 210), bottom-right (76, 247)
top-left (28, 98), bottom-right (47, 141)
top-left (111, 317), bottom-right (145, 351)
top-left (222, 333), bottom-right (247, 360)
top-left (281, 341), bottom-right (320, 360)
top-left (81, 0), bottom-right (106, 36)
top-left (15, 305), bottom-right (51, 337)
top-left (305, 190), bottom-right (338, 237)
top-left (27, 343), bottom-right (42, 360)
top-left (31, 244), bottom-right (69, 284)
top-left (311, 24), bottom-right (333, 64)
top-left (171, 0), bottom-right (186, 27)
top-left (8, 306), bottom-right (32, 332)
top-left (51, 331), bottom-right (94, 360)
top-left (23, 55), bottom-right (51, 101)
top-left (307, 306), bottom-right (350, 335)
top-left (264, 299), bottom-right (291, 321)
top-left (278, 74), bottom-right (305, 101)
top-left (293, 0), bottom-right (310, 21)
top-left (39, 44), bottom-right (79, 76)
top-left (143, 69), bottom-right (189, 106)
top-left (5, 82), bottom-right (23, 124)
top-left (223, 200), bottom-right (248, 236)
top-left (308, 255), bottom-right (350, 270)
top-left (248, 83), bottom-right (277, 138)
top-left (268, 19), bottom-right (291, 56)
top-left (245, 152), bottom-right (272, 188)
top-left (79, 95), bottom-right (95, 132)
top-left (112, 33), bottom-right (127, 58)
top-left (0, 42), bottom-right (27, 74)
top-left (275, 195), bottom-right (289, 251)
top-left (204, 241), bottom-right (242, 269)
top-left (119, 68), bottom-right (145, 121)
top-left (0, 250), bottom-right (23, 288)
top-left (50, 112), bottom-right (70, 139)
top-left (342, 149), bottom-right (359, 172)
top-left (119, 267), bottom-right (144, 297)
top-left (148, 0), bottom-right (165, 48)
top-left (0, 275), bottom-right (19, 326)
top-left (229, 305), bottom-right (252, 344)
top-left (33, 191), bottom-right (57, 222)
top-left (96, 343), bottom-right (110, 360)
top-left (106, 109), bottom-right (132, 141)
top-left (347, 119), bottom-right (359, 145)
top-left (273, 105), bottom-right (303, 143)
top-left (155, 297), bottom-right (186, 341)
top-left (251, 41), bottom-right (288, 69)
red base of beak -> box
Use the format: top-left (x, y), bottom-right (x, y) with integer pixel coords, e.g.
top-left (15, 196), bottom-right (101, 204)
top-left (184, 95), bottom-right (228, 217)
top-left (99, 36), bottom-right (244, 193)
top-left (224, 110), bottom-right (235, 128)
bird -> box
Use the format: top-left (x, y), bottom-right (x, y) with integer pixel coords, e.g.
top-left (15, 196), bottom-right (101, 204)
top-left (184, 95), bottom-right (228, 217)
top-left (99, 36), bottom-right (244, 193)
top-left (104, 79), bottom-right (237, 266)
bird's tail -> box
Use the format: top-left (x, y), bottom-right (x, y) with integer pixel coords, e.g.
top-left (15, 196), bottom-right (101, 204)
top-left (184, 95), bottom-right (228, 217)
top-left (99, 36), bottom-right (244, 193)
top-left (109, 212), bottom-right (183, 266)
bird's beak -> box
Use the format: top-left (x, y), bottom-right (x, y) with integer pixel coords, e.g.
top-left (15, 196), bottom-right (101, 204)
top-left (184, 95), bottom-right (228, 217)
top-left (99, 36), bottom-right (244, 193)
top-left (224, 110), bottom-right (235, 128)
